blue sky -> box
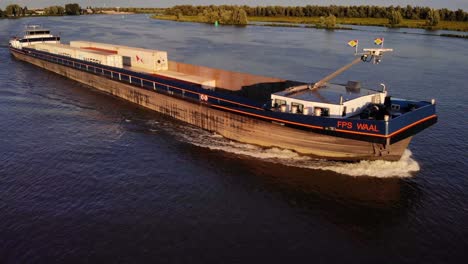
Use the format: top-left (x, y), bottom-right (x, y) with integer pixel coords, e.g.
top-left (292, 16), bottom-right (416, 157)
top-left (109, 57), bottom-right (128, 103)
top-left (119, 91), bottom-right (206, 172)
top-left (1, 0), bottom-right (466, 10)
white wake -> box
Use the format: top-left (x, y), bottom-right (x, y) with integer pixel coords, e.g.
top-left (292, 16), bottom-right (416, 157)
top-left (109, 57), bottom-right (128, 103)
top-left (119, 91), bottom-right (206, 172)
top-left (144, 120), bottom-right (420, 178)
top-left (175, 126), bottom-right (419, 178)
top-left (305, 149), bottom-right (420, 178)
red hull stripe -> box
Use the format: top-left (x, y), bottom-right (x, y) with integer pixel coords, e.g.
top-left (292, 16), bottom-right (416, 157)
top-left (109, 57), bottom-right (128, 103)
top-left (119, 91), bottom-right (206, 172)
top-left (388, 114), bottom-right (437, 137)
top-left (212, 103), bottom-right (437, 139)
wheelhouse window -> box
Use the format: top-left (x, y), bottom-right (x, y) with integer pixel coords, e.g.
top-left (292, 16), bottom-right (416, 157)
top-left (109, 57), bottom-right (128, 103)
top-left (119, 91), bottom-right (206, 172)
top-left (19, 37), bottom-right (60, 43)
top-left (26, 31), bottom-right (50, 35)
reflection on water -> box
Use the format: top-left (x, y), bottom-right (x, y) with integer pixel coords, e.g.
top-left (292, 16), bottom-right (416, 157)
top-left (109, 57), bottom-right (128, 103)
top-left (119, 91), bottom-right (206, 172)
top-left (173, 139), bottom-right (423, 238)
top-left (120, 115), bottom-right (407, 203)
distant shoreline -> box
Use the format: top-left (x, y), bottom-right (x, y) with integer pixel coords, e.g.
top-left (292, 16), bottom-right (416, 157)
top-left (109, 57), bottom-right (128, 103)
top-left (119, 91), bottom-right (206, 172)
top-left (100, 10), bottom-right (135, 15)
top-left (152, 15), bottom-right (468, 33)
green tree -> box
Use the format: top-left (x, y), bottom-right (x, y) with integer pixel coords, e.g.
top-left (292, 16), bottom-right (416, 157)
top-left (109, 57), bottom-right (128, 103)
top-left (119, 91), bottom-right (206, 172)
top-left (204, 9), bottom-right (219, 23)
top-left (160, 4), bottom-right (468, 23)
top-left (231, 7), bottom-right (248, 25)
top-left (57, 6), bottom-right (65, 15)
top-left (455, 9), bottom-right (465, 21)
top-left (44, 6), bottom-right (65, 15)
top-left (220, 9), bottom-right (231, 23)
top-left (420, 7), bottom-right (431, 19)
top-left (65, 3), bottom-right (81, 15)
top-left (5, 4), bottom-right (23, 17)
top-left (295, 6), bottom-right (304, 17)
top-left (412, 6), bottom-right (421, 19)
top-left (426, 9), bottom-right (440, 26)
top-left (237, 8), bottom-right (248, 25)
top-left (388, 10), bottom-right (402, 25)
top-left (404, 5), bottom-right (413, 19)
top-left (319, 14), bottom-right (336, 29)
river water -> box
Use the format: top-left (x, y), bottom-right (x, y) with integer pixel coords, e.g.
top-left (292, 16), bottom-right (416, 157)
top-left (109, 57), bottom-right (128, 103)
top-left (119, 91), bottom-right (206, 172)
top-left (0, 15), bottom-right (467, 263)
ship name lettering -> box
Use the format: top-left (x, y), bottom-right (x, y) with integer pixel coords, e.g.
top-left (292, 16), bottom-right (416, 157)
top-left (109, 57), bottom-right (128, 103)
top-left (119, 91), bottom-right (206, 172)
top-left (337, 121), bottom-right (353, 129)
top-left (356, 123), bottom-right (379, 132)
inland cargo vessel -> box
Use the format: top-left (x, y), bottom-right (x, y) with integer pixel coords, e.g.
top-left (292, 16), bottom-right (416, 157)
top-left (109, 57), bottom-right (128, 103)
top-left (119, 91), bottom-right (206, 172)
top-left (9, 26), bottom-right (437, 161)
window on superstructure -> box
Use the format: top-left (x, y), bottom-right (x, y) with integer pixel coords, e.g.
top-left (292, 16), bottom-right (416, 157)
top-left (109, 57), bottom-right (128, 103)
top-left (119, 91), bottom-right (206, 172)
top-left (274, 99), bottom-right (286, 108)
top-left (321, 108), bottom-right (330, 117)
top-left (291, 102), bottom-right (304, 114)
top-left (32, 31), bottom-right (49, 35)
top-left (84, 57), bottom-right (100, 64)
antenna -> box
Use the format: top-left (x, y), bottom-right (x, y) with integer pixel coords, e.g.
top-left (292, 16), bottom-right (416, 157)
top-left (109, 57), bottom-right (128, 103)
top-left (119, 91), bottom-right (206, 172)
top-left (311, 41), bottom-right (393, 90)
top-left (361, 48), bottom-right (393, 64)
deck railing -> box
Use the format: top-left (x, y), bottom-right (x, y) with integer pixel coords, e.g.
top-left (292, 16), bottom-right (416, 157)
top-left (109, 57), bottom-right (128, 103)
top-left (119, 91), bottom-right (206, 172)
top-left (24, 48), bottom-right (264, 111)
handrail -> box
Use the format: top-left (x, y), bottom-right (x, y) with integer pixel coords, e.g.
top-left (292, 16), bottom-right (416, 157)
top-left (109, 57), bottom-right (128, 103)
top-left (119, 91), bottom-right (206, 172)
top-left (25, 48), bottom-right (264, 111)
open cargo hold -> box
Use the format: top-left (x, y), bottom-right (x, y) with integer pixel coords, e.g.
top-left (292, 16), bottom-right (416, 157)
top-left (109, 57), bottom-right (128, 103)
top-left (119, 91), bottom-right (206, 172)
top-left (154, 70), bottom-right (216, 90)
top-left (68, 41), bottom-right (295, 93)
top-left (70, 41), bottom-right (168, 71)
top-left (167, 60), bottom-right (285, 91)
top-left (31, 43), bottom-right (123, 68)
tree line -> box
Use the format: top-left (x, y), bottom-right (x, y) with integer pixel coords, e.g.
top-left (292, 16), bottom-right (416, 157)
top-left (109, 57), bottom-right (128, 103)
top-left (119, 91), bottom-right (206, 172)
top-left (165, 5), bottom-right (248, 24)
top-left (165, 5), bottom-right (468, 22)
top-left (0, 3), bottom-right (83, 17)
top-left (94, 7), bottom-right (165, 14)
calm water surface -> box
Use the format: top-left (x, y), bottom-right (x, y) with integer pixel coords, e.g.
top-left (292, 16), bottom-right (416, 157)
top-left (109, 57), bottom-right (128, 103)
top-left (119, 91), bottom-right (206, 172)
top-left (0, 15), bottom-right (467, 263)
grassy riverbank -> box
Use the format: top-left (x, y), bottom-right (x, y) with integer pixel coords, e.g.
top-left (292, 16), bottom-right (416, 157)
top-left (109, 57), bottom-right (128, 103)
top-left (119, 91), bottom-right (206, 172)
top-left (153, 14), bottom-right (468, 32)
top-left (152, 15), bottom-right (208, 23)
top-left (251, 16), bottom-right (468, 31)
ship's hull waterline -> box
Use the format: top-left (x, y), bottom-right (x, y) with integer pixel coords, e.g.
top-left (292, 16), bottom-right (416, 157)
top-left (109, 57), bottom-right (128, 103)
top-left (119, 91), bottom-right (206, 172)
top-left (11, 49), bottom-right (410, 161)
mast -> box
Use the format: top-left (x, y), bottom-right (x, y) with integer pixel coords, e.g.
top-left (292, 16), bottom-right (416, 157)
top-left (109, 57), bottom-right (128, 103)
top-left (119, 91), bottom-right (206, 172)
top-left (311, 47), bottom-right (393, 90)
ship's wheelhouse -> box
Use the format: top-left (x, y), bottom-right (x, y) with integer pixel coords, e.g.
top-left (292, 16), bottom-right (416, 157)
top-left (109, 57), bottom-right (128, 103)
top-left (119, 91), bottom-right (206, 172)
top-left (9, 26), bottom-right (60, 49)
top-left (271, 82), bottom-right (387, 118)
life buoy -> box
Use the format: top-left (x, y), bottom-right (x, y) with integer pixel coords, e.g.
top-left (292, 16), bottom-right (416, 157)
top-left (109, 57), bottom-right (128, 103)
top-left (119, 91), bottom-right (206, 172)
top-left (200, 94), bottom-right (208, 101)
